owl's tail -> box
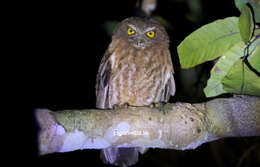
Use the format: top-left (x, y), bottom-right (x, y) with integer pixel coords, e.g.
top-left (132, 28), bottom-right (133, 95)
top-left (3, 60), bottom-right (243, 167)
top-left (100, 147), bottom-right (147, 167)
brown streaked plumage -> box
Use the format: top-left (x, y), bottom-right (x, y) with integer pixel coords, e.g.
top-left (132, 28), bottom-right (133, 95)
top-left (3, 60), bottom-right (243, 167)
top-left (95, 17), bottom-right (175, 167)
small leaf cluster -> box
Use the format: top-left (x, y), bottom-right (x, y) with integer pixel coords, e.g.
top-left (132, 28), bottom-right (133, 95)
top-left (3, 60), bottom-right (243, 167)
top-left (177, 1), bottom-right (260, 97)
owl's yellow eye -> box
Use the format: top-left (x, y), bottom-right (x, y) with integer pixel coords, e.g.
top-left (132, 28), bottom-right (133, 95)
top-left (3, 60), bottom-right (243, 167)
top-left (146, 31), bottom-right (155, 38)
top-left (127, 27), bottom-right (135, 35)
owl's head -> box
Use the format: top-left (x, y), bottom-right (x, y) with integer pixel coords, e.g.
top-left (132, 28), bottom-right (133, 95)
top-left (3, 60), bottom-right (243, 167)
top-left (112, 17), bottom-right (169, 49)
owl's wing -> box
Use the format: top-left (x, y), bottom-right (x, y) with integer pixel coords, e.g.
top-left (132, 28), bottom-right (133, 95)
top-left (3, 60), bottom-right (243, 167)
top-left (168, 71), bottom-right (176, 96)
top-left (162, 70), bottom-right (176, 102)
top-left (163, 52), bottom-right (176, 101)
top-left (96, 50), bottom-right (112, 109)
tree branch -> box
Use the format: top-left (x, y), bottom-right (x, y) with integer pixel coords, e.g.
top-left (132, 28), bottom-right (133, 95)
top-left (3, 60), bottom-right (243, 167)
top-left (36, 96), bottom-right (260, 155)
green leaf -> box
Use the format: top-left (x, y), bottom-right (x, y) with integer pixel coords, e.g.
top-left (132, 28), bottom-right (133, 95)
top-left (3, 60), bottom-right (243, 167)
top-left (204, 41), bottom-right (245, 97)
top-left (204, 35), bottom-right (260, 97)
top-left (235, 0), bottom-right (249, 10)
top-left (249, 44), bottom-right (260, 72)
top-left (254, 29), bottom-right (260, 36)
top-left (252, 3), bottom-right (260, 23)
top-left (222, 58), bottom-right (260, 96)
top-left (238, 5), bottom-right (254, 43)
top-left (177, 17), bottom-right (241, 68)
top-left (248, 34), bottom-right (260, 56)
top-left (235, 0), bottom-right (260, 23)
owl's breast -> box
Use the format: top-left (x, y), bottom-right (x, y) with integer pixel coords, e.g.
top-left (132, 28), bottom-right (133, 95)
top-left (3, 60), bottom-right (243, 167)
top-left (108, 46), bottom-right (170, 106)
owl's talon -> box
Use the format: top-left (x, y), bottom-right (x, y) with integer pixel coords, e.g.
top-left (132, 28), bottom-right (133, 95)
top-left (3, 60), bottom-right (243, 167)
top-left (148, 103), bottom-right (156, 108)
top-left (148, 102), bottom-right (165, 108)
top-left (148, 102), bottom-right (169, 114)
top-left (112, 103), bottom-right (130, 110)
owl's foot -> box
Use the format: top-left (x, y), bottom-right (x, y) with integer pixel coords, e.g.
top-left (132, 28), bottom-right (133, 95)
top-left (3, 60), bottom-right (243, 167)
top-left (149, 102), bottom-right (170, 114)
top-left (112, 103), bottom-right (130, 110)
top-left (148, 102), bottom-right (166, 108)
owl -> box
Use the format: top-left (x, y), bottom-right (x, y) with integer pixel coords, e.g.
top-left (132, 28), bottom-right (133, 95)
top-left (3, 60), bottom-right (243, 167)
top-left (96, 17), bottom-right (176, 167)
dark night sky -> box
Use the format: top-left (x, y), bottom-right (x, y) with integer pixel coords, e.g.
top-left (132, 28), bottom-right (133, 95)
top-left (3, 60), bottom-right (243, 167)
top-left (17, 1), bottom-right (257, 166)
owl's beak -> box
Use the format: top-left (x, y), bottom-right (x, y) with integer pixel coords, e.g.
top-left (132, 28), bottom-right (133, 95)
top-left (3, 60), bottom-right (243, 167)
top-left (135, 38), bottom-right (146, 49)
